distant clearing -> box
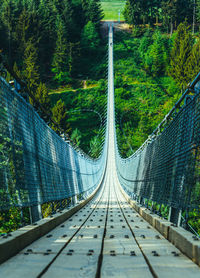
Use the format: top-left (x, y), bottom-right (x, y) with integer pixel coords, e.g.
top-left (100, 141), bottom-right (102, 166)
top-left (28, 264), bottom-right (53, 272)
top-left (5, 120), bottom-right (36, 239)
top-left (101, 0), bottom-right (126, 21)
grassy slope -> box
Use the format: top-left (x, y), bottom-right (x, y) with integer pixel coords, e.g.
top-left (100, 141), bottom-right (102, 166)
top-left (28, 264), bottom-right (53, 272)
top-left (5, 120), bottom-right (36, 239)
top-left (49, 83), bottom-right (107, 153)
top-left (101, 0), bottom-right (126, 20)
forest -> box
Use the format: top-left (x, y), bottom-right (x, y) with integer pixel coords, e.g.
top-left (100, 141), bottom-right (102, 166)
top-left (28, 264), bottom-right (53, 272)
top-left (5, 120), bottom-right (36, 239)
top-left (0, 0), bottom-right (106, 156)
top-left (1, 0), bottom-right (200, 156)
top-left (0, 0), bottom-right (200, 234)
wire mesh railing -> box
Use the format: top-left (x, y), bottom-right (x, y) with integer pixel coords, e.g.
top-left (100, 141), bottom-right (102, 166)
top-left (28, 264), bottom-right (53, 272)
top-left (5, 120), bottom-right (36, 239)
top-left (115, 71), bottom-right (200, 227)
top-left (0, 76), bottom-right (108, 223)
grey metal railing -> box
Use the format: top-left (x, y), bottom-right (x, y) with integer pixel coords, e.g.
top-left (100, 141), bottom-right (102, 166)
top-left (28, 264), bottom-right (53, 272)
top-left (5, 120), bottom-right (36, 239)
top-left (0, 76), bottom-right (108, 221)
top-left (115, 65), bottom-right (200, 226)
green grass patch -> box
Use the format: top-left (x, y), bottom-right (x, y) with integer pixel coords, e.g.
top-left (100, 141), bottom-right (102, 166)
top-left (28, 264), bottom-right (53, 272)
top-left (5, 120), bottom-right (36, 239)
top-left (101, 1), bottom-right (126, 21)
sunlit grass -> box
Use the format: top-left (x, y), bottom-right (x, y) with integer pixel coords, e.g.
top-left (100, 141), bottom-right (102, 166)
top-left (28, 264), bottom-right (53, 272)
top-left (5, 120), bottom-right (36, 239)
top-left (101, 1), bottom-right (126, 21)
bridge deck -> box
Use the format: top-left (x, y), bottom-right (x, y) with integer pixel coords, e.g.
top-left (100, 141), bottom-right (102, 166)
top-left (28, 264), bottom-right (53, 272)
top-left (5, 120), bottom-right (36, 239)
top-left (1, 169), bottom-right (200, 277)
top-left (0, 26), bottom-right (200, 277)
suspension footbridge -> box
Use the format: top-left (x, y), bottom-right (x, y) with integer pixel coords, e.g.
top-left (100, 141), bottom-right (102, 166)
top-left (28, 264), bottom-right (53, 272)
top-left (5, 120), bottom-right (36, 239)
top-left (0, 26), bottom-right (200, 277)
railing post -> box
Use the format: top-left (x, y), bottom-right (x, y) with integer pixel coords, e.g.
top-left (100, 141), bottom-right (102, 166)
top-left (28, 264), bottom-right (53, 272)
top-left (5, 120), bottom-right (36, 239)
top-left (29, 204), bottom-right (42, 223)
top-left (139, 196), bottom-right (144, 206)
top-left (168, 207), bottom-right (182, 226)
top-left (72, 195), bottom-right (77, 206)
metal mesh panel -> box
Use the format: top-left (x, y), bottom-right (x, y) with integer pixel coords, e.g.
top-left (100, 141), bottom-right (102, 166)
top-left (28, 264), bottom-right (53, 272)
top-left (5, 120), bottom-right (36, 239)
top-left (116, 93), bottom-right (200, 211)
top-left (0, 77), bottom-right (106, 210)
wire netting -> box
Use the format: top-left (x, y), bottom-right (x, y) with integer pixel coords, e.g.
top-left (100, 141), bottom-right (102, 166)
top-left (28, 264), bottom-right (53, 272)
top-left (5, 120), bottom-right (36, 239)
top-left (116, 92), bottom-right (200, 211)
top-left (0, 77), bottom-right (107, 210)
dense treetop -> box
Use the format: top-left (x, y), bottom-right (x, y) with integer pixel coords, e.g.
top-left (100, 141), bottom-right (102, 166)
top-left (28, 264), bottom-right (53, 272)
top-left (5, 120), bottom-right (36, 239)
top-left (0, 0), bottom-right (104, 142)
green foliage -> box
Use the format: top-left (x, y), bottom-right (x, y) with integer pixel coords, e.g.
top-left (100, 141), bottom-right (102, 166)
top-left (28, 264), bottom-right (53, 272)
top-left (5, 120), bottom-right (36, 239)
top-left (86, 0), bottom-right (104, 29)
top-left (197, 0), bottom-right (200, 24)
top-left (51, 17), bottom-right (69, 85)
top-left (49, 78), bottom-right (106, 153)
top-left (185, 38), bottom-right (200, 82)
top-left (123, 0), bottom-right (140, 25)
top-left (81, 21), bottom-right (100, 51)
top-left (23, 38), bottom-right (39, 90)
top-left (123, 0), bottom-right (193, 32)
top-left (123, 0), bottom-right (160, 26)
top-left (51, 99), bottom-right (71, 135)
top-left (0, 0), bottom-right (104, 81)
top-left (34, 83), bottom-right (51, 118)
top-left (187, 208), bottom-right (200, 235)
top-left (90, 136), bottom-right (102, 158)
top-left (143, 30), bottom-right (170, 76)
top-left (113, 31), bottom-right (180, 156)
top-left (71, 128), bottom-right (82, 146)
top-left (169, 22), bottom-right (193, 89)
top-left (0, 207), bottom-right (30, 233)
top-left (139, 30), bottom-right (153, 59)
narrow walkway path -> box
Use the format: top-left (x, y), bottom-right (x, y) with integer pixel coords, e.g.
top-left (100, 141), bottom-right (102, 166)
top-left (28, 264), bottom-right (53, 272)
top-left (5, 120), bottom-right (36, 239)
top-left (0, 26), bottom-right (200, 278)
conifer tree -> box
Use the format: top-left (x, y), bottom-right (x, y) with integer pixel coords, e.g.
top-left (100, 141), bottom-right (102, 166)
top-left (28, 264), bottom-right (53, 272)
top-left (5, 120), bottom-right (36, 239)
top-left (185, 38), bottom-right (200, 81)
top-left (71, 128), bottom-right (82, 147)
top-left (68, 42), bottom-right (80, 76)
top-left (51, 100), bottom-right (71, 135)
top-left (139, 30), bottom-right (153, 60)
top-left (81, 21), bottom-right (100, 52)
top-left (34, 83), bottom-right (50, 112)
top-left (15, 8), bottom-right (30, 58)
top-left (123, 0), bottom-right (141, 25)
top-left (23, 38), bottom-right (39, 91)
top-left (145, 30), bottom-right (169, 76)
top-left (81, 0), bottom-right (89, 23)
top-left (161, 0), bottom-right (177, 34)
top-left (38, 0), bottom-right (58, 72)
top-left (90, 136), bottom-right (101, 158)
top-left (1, 0), bottom-right (18, 62)
top-left (169, 22), bottom-right (193, 89)
top-left (87, 0), bottom-right (104, 30)
top-left (176, 0), bottom-right (193, 25)
top-left (62, 0), bottom-right (74, 40)
top-left (51, 17), bottom-right (70, 85)
top-left (124, 0), bottom-right (160, 25)
top-left (196, 0), bottom-right (200, 23)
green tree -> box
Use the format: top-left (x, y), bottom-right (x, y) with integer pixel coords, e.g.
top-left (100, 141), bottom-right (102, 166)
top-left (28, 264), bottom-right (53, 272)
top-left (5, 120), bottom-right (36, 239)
top-left (169, 22), bottom-right (193, 89)
top-left (62, 0), bottom-right (75, 40)
top-left (68, 42), bottom-right (81, 76)
top-left (37, 0), bottom-right (58, 72)
top-left (81, 21), bottom-right (100, 52)
top-left (144, 30), bottom-right (169, 76)
top-left (185, 38), bottom-right (200, 81)
top-left (161, 0), bottom-right (193, 32)
top-left (124, 0), bottom-right (160, 25)
top-left (51, 99), bottom-right (71, 135)
top-left (161, 0), bottom-right (177, 34)
top-left (23, 38), bottom-right (39, 91)
top-left (0, 0), bottom-right (19, 62)
top-left (139, 29), bottom-right (153, 60)
top-left (90, 136), bottom-right (101, 158)
top-left (51, 17), bottom-right (70, 85)
top-left (71, 128), bottom-right (82, 146)
top-left (86, 0), bottom-right (104, 29)
top-left (196, 0), bottom-right (200, 29)
top-left (34, 83), bottom-right (50, 117)
top-left (175, 0), bottom-right (193, 24)
top-left (15, 8), bottom-right (30, 59)
top-left (123, 0), bottom-right (141, 25)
